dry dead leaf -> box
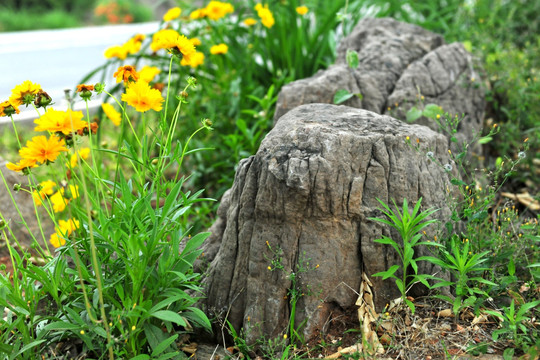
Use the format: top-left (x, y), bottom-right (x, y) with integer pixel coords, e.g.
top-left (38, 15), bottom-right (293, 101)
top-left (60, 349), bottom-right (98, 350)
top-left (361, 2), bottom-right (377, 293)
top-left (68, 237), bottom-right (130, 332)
top-left (437, 309), bottom-right (454, 317)
top-left (405, 315), bottom-right (412, 326)
top-left (456, 324), bottom-right (465, 332)
top-left (501, 192), bottom-right (540, 210)
top-left (324, 343), bottom-right (363, 359)
top-left (472, 313), bottom-right (489, 325)
top-left (355, 272), bottom-right (385, 355)
top-left (181, 343), bottom-right (197, 354)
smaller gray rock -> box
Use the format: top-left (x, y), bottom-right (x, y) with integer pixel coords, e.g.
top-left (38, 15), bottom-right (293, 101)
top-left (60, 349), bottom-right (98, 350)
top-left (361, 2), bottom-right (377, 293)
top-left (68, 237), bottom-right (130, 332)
top-left (0, 159), bottom-right (54, 258)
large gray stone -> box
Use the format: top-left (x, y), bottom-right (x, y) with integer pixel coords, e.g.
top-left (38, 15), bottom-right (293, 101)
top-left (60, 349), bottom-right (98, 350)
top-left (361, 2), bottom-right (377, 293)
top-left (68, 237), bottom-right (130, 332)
top-left (201, 104), bottom-right (458, 344)
top-left (274, 18), bottom-right (484, 148)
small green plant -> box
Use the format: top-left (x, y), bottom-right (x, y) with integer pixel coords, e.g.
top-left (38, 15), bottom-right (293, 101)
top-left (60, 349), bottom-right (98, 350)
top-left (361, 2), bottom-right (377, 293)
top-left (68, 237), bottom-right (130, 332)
top-left (424, 235), bottom-right (496, 316)
top-left (368, 197), bottom-right (441, 314)
top-left (485, 299), bottom-right (540, 358)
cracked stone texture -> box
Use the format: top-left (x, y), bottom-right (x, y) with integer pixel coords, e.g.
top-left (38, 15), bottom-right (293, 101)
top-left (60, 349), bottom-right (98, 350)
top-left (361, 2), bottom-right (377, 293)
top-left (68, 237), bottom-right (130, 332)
top-left (274, 17), bottom-right (485, 149)
top-left (201, 104), bottom-right (458, 344)
top-left (0, 158), bottom-right (54, 257)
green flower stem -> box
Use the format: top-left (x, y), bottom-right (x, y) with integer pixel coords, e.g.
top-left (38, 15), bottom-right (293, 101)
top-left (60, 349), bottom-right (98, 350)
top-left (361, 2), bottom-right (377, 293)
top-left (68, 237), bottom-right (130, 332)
top-left (74, 145), bottom-right (114, 360)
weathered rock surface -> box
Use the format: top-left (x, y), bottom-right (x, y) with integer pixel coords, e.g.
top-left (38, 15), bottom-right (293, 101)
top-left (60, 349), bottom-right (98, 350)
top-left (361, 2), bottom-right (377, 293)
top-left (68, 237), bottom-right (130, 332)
top-left (274, 18), bottom-right (484, 147)
top-left (0, 158), bottom-right (53, 257)
top-left (201, 104), bottom-right (458, 344)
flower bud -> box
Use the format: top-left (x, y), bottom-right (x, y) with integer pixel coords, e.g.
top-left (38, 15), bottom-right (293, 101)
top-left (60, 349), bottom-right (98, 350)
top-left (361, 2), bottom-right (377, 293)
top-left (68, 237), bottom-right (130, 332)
top-left (34, 89), bottom-right (53, 108)
top-left (202, 118), bottom-right (213, 128)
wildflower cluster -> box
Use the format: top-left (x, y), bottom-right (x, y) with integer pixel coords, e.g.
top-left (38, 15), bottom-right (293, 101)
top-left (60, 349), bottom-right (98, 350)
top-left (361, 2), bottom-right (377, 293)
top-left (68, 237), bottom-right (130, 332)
top-left (94, 1), bottom-right (135, 24)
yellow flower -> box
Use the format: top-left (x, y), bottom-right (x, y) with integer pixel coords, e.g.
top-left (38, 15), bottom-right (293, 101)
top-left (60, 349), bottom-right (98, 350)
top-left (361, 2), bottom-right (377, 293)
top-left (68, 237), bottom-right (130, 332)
top-left (50, 190), bottom-right (68, 213)
top-left (296, 6), bottom-right (308, 15)
top-left (150, 29), bottom-right (180, 52)
top-left (49, 218), bottom-right (80, 247)
top-left (49, 233), bottom-right (65, 248)
top-left (150, 30), bottom-right (196, 62)
top-left (163, 7), bottom-right (181, 21)
top-left (0, 100), bottom-right (20, 117)
top-left (101, 103), bottom-right (122, 126)
top-left (70, 147), bottom-right (91, 168)
top-left (189, 8), bottom-right (207, 19)
top-left (34, 108), bottom-right (86, 135)
top-left (121, 80), bottom-right (164, 112)
top-left (180, 51), bottom-right (205, 68)
top-left (255, 4), bottom-right (274, 28)
top-left (104, 45), bottom-right (128, 60)
top-left (173, 34), bottom-right (197, 62)
top-left (138, 65), bottom-right (160, 84)
top-left (205, 1), bottom-right (234, 21)
top-left (9, 80), bottom-right (41, 106)
top-left (243, 17), bottom-right (257, 26)
top-left (32, 180), bottom-right (56, 205)
top-left (6, 158), bottom-right (37, 173)
top-left (189, 37), bottom-right (202, 46)
top-left (210, 43), bottom-right (228, 55)
top-left (19, 135), bottom-right (67, 165)
top-left (114, 65), bottom-right (139, 84)
top-left (123, 36), bottom-right (144, 55)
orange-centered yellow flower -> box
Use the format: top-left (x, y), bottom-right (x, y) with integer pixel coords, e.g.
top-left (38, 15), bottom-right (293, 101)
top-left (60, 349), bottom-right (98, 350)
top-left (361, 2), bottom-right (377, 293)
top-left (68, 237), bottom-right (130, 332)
top-left (10, 80), bottom-right (42, 106)
top-left (34, 108), bottom-right (86, 135)
top-left (163, 7), bottom-right (181, 21)
top-left (114, 65), bottom-right (139, 84)
top-left (101, 103), bottom-right (122, 126)
top-left (296, 6), bottom-right (308, 15)
top-left (19, 135), bottom-right (67, 164)
top-left (210, 43), bottom-right (228, 55)
top-left (121, 80), bottom-right (164, 112)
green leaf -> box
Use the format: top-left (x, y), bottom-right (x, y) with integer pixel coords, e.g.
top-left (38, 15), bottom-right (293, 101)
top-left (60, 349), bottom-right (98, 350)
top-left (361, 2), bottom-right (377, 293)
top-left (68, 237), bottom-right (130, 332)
top-left (450, 178), bottom-right (467, 186)
top-left (422, 104), bottom-right (443, 119)
top-left (184, 307), bottom-right (212, 330)
top-left (346, 49), bottom-right (359, 69)
top-left (151, 310), bottom-right (187, 327)
top-left (405, 298), bottom-right (415, 314)
top-left (130, 355), bottom-right (151, 360)
top-left (508, 258), bottom-right (515, 276)
top-left (43, 321), bottom-right (81, 331)
top-left (373, 265), bottom-right (400, 280)
top-left (144, 323), bottom-right (167, 352)
top-left (152, 334), bottom-right (179, 357)
top-left (93, 326), bottom-right (108, 338)
top-left (478, 136), bottom-right (493, 144)
top-left (12, 340), bottom-right (46, 358)
top-left (406, 107), bottom-right (422, 122)
top-left (333, 89), bottom-right (355, 104)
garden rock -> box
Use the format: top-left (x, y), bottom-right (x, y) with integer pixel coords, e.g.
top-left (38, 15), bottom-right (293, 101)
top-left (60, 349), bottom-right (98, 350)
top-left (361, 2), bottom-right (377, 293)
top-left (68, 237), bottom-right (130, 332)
top-left (274, 17), bottom-right (484, 148)
top-left (202, 104), bottom-right (458, 344)
top-left (0, 157), bottom-right (53, 257)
